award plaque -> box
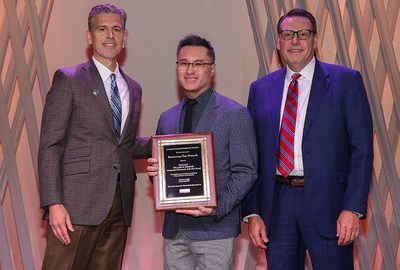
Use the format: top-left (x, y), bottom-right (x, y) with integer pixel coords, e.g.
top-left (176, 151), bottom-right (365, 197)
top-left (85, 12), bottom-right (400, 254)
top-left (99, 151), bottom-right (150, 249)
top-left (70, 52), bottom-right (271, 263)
top-left (152, 132), bottom-right (217, 211)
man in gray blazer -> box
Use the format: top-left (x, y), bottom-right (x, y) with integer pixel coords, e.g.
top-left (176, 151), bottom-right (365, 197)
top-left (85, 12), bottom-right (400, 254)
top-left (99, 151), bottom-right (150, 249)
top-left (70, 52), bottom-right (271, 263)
top-left (147, 34), bottom-right (258, 269)
top-left (38, 4), bottom-right (150, 269)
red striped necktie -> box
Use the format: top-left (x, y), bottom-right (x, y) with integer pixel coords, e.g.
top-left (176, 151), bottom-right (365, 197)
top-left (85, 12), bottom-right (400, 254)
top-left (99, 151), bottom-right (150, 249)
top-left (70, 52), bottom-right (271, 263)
top-left (278, 73), bottom-right (301, 177)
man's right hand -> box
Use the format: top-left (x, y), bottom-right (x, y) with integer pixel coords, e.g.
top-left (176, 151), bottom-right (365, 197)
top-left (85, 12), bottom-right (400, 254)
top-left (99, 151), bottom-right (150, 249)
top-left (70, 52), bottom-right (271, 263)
top-left (49, 204), bottom-right (74, 245)
top-left (147, 157), bottom-right (159, 177)
top-left (248, 216), bottom-right (268, 249)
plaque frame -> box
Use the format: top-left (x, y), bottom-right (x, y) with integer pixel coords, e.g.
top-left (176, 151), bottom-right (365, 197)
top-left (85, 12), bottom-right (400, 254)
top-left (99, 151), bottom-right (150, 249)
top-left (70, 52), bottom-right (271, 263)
top-left (151, 132), bottom-right (217, 211)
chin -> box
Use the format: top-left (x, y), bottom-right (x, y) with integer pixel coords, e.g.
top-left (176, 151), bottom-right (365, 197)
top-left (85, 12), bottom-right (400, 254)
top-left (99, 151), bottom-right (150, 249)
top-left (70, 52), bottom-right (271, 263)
top-left (183, 84), bottom-right (199, 91)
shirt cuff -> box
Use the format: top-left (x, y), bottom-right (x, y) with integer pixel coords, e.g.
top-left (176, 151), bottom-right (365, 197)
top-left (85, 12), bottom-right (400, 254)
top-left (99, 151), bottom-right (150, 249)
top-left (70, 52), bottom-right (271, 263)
top-left (352, 211), bottom-right (363, 219)
top-left (242, 214), bottom-right (260, 223)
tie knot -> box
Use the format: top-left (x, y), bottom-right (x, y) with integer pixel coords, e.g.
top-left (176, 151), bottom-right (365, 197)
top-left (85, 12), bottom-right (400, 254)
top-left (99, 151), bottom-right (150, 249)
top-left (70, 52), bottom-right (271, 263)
top-left (110, 73), bottom-right (116, 82)
top-left (292, 73), bottom-right (301, 81)
top-left (186, 99), bottom-right (197, 107)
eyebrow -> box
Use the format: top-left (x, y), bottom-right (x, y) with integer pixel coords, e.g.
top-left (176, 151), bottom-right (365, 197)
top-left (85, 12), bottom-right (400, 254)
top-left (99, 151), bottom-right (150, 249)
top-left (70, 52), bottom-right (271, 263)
top-left (177, 58), bottom-right (207, 62)
top-left (95, 24), bottom-right (123, 29)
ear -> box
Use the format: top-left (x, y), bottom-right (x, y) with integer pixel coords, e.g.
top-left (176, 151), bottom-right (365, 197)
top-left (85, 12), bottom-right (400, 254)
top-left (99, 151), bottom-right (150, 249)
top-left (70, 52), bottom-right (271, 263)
top-left (313, 33), bottom-right (318, 50)
top-left (86, 30), bottom-right (92, 46)
top-left (210, 63), bottom-right (216, 77)
top-left (123, 31), bottom-right (128, 48)
top-left (276, 33), bottom-right (281, 51)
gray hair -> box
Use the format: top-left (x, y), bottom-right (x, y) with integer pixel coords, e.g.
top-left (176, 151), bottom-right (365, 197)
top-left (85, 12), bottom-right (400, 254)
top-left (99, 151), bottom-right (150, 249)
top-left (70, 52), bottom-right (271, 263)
top-left (88, 4), bottom-right (127, 31)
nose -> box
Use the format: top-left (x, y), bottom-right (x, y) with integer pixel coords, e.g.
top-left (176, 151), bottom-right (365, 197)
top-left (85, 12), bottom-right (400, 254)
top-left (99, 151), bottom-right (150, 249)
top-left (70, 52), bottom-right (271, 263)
top-left (291, 33), bottom-right (300, 44)
top-left (107, 29), bottom-right (114, 38)
top-left (185, 63), bottom-right (195, 73)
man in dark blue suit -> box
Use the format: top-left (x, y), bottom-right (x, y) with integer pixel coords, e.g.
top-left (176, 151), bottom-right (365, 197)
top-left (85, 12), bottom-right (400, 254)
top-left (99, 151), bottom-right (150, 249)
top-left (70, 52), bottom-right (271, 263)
top-left (147, 35), bottom-right (257, 269)
top-left (242, 8), bottom-right (373, 269)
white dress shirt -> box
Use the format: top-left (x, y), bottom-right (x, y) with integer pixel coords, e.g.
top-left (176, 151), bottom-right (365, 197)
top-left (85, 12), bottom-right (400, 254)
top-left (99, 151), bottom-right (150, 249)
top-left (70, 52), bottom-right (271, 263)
top-left (278, 57), bottom-right (316, 176)
top-left (92, 57), bottom-right (130, 134)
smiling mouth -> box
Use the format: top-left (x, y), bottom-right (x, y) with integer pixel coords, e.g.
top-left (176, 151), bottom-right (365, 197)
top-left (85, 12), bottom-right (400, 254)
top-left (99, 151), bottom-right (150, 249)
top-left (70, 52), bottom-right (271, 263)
top-left (288, 47), bottom-right (303, 52)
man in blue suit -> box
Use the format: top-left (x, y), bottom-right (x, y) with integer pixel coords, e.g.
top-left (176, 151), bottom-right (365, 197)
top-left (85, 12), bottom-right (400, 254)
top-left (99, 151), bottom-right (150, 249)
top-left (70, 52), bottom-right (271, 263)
top-left (242, 8), bottom-right (373, 269)
top-left (147, 35), bottom-right (257, 269)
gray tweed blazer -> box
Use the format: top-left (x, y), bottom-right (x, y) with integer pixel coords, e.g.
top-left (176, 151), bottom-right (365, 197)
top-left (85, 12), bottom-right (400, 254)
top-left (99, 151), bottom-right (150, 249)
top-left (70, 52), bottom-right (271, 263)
top-left (39, 60), bottom-right (150, 226)
top-left (157, 89), bottom-right (258, 240)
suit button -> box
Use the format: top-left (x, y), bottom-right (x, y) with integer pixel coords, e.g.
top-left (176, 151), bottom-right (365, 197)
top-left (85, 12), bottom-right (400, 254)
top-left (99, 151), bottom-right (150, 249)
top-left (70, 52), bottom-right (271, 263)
top-left (114, 164), bottom-right (119, 169)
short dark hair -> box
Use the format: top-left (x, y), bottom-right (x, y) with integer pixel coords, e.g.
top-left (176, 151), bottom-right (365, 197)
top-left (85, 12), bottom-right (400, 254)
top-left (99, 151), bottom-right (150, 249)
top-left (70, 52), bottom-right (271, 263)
top-left (277, 8), bottom-right (317, 34)
top-left (88, 4), bottom-right (127, 31)
top-left (177, 34), bottom-right (215, 62)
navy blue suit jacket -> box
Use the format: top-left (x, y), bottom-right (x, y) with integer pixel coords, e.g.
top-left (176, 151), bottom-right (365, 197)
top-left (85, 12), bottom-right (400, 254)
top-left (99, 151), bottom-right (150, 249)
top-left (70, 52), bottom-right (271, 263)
top-left (242, 60), bottom-right (373, 237)
top-left (157, 89), bottom-right (258, 240)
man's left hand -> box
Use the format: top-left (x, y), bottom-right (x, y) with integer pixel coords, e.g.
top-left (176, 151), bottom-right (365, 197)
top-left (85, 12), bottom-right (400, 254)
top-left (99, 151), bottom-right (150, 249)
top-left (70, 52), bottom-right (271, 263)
top-left (175, 206), bottom-right (216, 217)
top-left (337, 210), bottom-right (360, 246)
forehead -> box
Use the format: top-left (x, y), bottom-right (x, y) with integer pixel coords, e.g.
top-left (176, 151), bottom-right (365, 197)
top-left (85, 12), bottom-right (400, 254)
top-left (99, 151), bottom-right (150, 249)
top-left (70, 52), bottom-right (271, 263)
top-left (280, 16), bottom-right (312, 30)
top-left (92, 13), bottom-right (124, 28)
top-left (177, 46), bottom-right (210, 60)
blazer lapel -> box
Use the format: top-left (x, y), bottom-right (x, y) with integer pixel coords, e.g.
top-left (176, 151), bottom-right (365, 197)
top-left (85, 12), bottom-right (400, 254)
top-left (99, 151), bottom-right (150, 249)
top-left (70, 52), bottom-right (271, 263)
top-left (119, 69), bottom-right (137, 141)
top-left (194, 90), bottom-right (218, 132)
top-left (270, 69), bottom-right (286, 146)
top-left (82, 60), bottom-right (116, 138)
top-left (303, 60), bottom-right (330, 138)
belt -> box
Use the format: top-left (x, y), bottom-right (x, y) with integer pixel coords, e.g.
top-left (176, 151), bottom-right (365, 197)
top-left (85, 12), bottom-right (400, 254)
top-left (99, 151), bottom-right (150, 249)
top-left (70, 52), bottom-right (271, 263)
top-left (275, 175), bottom-right (305, 187)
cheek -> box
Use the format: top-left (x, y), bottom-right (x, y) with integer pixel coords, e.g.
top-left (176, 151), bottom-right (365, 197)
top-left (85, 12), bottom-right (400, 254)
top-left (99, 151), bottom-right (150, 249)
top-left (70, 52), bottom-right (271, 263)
top-left (177, 73), bottom-right (185, 84)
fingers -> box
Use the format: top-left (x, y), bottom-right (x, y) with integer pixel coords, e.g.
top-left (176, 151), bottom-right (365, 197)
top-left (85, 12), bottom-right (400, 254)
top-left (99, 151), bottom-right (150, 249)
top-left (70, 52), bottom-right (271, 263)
top-left (147, 158), bottom-right (159, 177)
top-left (260, 225), bottom-right (268, 244)
top-left (250, 232), bottom-right (267, 249)
top-left (175, 206), bottom-right (214, 217)
top-left (337, 210), bottom-right (360, 246)
top-left (197, 206), bottom-right (215, 215)
top-left (66, 216), bottom-right (75, 233)
top-left (59, 224), bottom-right (71, 245)
top-left (337, 228), bottom-right (359, 246)
top-left (147, 158), bottom-right (158, 166)
top-left (48, 204), bottom-right (72, 245)
top-left (50, 222), bottom-right (71, 245)
top-left (350, 230), bottom-right (358, 241)
top-left (175, 208), bottom-right (197, 216)
top-left (248, 217), bottom-right (268, 249)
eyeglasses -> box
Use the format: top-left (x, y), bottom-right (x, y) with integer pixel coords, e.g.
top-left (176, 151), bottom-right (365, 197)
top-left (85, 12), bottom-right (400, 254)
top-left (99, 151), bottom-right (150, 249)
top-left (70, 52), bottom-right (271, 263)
top-left (278, 29), bottom-right (315, 40)
top-left (176, 60), bottom-right (214, 71)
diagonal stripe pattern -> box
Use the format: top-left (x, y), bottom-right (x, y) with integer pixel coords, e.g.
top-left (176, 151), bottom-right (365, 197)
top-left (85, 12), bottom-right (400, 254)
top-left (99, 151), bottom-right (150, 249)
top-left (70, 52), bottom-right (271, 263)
top-left (278, 73), bottom-right (301, 177)
top-left (110, 73), bottom-right (122, 140)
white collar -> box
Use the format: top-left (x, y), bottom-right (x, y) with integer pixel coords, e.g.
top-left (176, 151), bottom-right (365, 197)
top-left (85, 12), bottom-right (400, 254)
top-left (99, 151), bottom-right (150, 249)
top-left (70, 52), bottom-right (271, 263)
top-left (92, 56), bottom-right (121, 82)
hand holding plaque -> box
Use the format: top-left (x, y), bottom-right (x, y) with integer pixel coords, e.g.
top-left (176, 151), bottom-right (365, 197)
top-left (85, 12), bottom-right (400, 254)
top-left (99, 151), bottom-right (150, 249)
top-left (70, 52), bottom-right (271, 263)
top-left (151, 132), bottom-right (217, 211)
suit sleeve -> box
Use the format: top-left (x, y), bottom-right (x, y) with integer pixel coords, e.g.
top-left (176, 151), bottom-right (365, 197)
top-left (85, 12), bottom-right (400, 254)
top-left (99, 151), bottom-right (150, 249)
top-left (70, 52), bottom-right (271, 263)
top-left (132, 136), bottom-right (152, 159)
top-left (241, 83), bottom-right (261, 218)
top-left (215, 106), bottom-right (258, 221)
top-left (341, 71), bottom-right (373, 217)
top-left (38, 69), bottom-right (73, 208)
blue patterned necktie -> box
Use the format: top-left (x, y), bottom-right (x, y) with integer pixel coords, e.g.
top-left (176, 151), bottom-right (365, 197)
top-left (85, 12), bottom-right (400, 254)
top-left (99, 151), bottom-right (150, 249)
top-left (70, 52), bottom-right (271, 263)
top-left (110, 73), bottom-right (122, 140)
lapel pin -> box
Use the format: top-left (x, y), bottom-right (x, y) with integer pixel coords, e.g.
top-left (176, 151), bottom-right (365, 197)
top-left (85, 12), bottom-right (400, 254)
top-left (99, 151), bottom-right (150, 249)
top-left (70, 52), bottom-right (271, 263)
top-left (93, 90), bottom-right (99, 96)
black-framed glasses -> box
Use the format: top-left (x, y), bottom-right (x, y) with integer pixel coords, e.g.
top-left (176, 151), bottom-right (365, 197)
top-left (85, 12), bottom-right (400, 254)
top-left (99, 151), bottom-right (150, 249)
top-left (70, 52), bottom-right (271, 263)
top-left (176, 60), bottom-right (214, 71)
top-left (278, 29), bottom-right (315, 40)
